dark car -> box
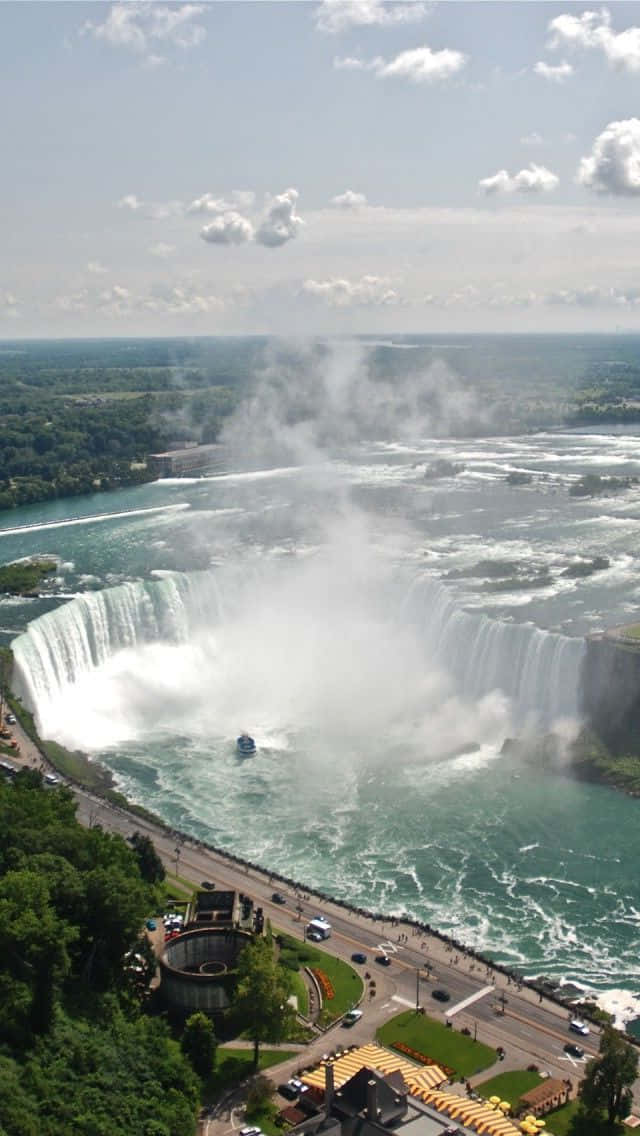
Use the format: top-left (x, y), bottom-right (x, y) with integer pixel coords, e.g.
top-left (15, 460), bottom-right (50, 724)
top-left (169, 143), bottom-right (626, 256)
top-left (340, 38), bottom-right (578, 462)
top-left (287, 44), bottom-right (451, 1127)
top-left (200, 881), bottom-right (215, 890)
top-left (271, 892), bottom-right (286, 904)
top-left (375, 954), bottom-right (391, 966)
top-left (564, 1042), bottom-right (585, 1058)
top-left (278, 1082), bottom-right (299, 1101)
top-left (351, 952), bottom-right (367, 964)
top-left (431, 988), bottom-right (451, 1002)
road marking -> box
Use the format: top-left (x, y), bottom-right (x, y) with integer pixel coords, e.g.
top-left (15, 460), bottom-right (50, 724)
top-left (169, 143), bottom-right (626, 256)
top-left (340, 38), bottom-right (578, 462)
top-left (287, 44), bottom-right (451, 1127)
top-left (377, 941), bottom-right (400, 954)
top-left (447, 985), bottom-right (495, 1017)
top-left (392, 995), bottom-right (416, 1008)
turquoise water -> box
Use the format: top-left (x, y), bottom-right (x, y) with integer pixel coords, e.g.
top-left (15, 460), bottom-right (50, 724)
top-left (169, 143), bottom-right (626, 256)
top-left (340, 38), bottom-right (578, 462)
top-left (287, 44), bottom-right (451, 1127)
top-left (4, 432), bottom-right (640, 1024)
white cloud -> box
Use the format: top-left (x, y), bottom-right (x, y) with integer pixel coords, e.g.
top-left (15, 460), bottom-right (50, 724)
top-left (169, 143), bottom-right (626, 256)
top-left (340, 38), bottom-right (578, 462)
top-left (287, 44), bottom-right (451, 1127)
top-left (1, 292), bottom-right (20, 318)
top-left (548, 8), bottom-right (640, 72)
top-left (534, 60), bottom-right (574, 82)
top-left (83, 3), bottom-right (205, 61)
top-left (55, 290), bottom-right (89, 313)
top-left (546, 284), bottom-right (640, 307)
top-left (334, 55), bottom-right (369, 70)
top-left (200, 211), bottom-right (255, 245)
top-left (337, 44), bottom-right (467, 83)
top-left (117, 193), bottom-right (143, 211)
top-left (187, 190), bottom-right (255, 215)
top-left (255, 188), bottom-right (304, 247)
top-left (99, 284), bottom-right (132, 315)
top-left (87, 260), bottom-right (108, 275)
top-left (577, 118), bottom-right (640, 195)
top-left (148, 242), bottom-right (175, 259)
top-left (315, 0), bottom-right (426, 35)
top-left (330, 189), bottom-right (368, 208)
top-left (303, 274), bottom-right (399, 307)
top-left (143, 282), bottom-right (224, 314)
top-left (521, 132), bottom-right (544, 146)
top-left (479, 164), bottom-right (559, 194)
top-left (116, 193), bottom-right (182, 219)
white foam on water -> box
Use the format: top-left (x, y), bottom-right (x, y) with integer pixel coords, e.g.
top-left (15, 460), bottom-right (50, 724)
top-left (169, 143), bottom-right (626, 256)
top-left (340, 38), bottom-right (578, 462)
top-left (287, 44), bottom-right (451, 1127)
top-left (0, 502), bottom-right (190, 538)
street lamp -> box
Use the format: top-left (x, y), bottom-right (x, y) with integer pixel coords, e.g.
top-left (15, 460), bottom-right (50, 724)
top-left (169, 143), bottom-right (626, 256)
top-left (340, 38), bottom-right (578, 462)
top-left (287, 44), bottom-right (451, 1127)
top-left (174, 846), bottom-right (181, 876)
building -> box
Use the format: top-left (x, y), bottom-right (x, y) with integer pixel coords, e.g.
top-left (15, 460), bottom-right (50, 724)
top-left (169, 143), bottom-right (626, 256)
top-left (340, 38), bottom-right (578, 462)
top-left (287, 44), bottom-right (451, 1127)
top-left (147, 443), bottom-right (225, 477)
top-left (518, 1078), bottom-right (571, 1118)
top-left (158, 889), bottom-right (262, 1019)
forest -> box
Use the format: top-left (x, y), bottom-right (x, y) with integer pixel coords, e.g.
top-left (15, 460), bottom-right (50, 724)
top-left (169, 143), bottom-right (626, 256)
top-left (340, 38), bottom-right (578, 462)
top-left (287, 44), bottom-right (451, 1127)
top-left (0, 338), bottom-right (262, 510)
top-left (0, 768), bottom-right (200, 1134)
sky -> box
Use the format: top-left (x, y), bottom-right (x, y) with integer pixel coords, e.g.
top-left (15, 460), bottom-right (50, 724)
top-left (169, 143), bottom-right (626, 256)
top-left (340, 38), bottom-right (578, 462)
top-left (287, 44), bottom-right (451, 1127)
top-left (5, 0), bottom-right (640, 335)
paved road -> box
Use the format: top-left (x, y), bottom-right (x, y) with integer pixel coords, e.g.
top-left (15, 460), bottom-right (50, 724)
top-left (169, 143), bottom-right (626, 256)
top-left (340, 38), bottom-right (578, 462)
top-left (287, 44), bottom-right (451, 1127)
top-left (6, 713), bottom-right (640, 1119)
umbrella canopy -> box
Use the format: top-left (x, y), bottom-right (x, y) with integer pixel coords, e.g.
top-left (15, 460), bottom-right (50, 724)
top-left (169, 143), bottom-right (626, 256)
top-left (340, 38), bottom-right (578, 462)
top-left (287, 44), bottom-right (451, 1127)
top-left (499, 1101), bottom-right (511, 1111)
top-left (534, 1122), bottom-right (545, 1129)
top-left (489, 1096), bottom-right (502, 1105)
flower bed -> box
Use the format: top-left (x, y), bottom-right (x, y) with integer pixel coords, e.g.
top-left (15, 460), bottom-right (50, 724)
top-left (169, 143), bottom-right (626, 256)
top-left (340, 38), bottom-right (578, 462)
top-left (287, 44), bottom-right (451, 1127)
top-left (312, 968), bottom-right (335, 1000)
top-left (392, 1041), bottom-right (455, 1077)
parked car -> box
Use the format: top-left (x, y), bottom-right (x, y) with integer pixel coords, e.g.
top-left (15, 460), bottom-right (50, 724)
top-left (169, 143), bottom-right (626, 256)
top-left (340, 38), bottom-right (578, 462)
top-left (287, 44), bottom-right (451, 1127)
top-left (200, 881), bottom-right (215, 890)
top-left (564, 1042), bottom-right (585, 1058)
top-left (279, 1078), bottom-right (308, 1100)
top-left (278, 1082), bottom-right (299, 1101)
top-left (431, 988), bottom-right (451, 1003)
top-left (569, 1019), bottom-right (590, 1036)
top-left (6, 714), bottom-right (16, 725)
top-left (375, 954), bottom-right (391, 967)
top-left (240, 1127), bottom-right (262, 1136)
top-left (343, 1009), bottom-right (363, 1027)
top-left (271, 892), bottom-right (286, 904)
top-left (351, 952), bottom-right (367, 964)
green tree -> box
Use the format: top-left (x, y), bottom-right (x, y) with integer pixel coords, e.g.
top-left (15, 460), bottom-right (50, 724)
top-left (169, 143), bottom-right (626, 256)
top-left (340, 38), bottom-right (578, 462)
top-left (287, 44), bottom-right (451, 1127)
top-left (130, 831), bottom-right (166, 884)
top-left (234, 938), bottom-right (295, 1068)
top-left (181, 1012), bottom-right (216, 1079)
top-left (578, 1025), bottom-right (638, 1126)
top-left (246, 1073), bottom-right (276, 1114)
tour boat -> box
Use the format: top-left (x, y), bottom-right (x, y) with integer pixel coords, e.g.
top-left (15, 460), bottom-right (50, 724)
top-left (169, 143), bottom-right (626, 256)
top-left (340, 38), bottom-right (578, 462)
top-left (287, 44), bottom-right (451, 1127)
top-left (236, 733), bottom-right (256, 757)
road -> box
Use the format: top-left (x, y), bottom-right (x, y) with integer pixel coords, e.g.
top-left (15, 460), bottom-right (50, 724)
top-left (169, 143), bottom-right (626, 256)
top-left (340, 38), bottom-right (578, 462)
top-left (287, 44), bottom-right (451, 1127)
top-left (5, 713), bottom-right (640, 1117)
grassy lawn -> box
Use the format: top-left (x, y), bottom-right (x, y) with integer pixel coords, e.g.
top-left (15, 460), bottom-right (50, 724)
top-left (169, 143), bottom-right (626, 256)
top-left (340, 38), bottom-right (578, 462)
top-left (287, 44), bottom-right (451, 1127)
top-left (542, 1099), bottom-right (625, 1136)
top-left (288, 968), bottom-right (309, 1017)
top-left (277, 932), bottom-right (363, 1022)
top-left (475, 1069), bottom-right (543, 1107)
top-left (377, 1010), bottom-right (497, 1079)
top-left (203, 1046), bottom-right (296, 1100)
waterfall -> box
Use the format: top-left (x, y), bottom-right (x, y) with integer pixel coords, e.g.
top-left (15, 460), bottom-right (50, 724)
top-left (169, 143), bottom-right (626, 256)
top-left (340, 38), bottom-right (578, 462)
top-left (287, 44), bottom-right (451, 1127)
top-left (12, 567), bottom-right (586, 734)
top-left (404, 574), bottom-right (586, 726)
top-left (12, 573), bottom-right (221, 716)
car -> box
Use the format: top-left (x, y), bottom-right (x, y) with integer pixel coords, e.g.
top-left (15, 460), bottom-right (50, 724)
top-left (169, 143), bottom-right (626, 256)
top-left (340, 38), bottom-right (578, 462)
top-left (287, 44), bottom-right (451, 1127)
top-left (145, 919), bottom-right (157, 931)
top-left (6, 714), bottom-right (16, 725)
top-left (278, 1082), bottom-right (299, 1100)
top-left (569, 1019), bottom-right (590, 1036)
top-left (431, 988), bottom-right (451, 1002)
top-left (279, 1078), bottom-right (308, 1100)
top-left (375, 954), bottom-right (391, 966)
top-left (240, 1127), bottom-right (263, 1136)
top-left (564, 1042), bottom-right (585, 1058)
top-left (351, 952), bottom-right (367, 964)
top-left (271, 892), bottom-right (286, 904)
top-left (44, 773), bottom-right (60, 785)
top-left (343, 1009), bottom-right (363, 1027)
top-left (200, 881), bottom-right (215, 890)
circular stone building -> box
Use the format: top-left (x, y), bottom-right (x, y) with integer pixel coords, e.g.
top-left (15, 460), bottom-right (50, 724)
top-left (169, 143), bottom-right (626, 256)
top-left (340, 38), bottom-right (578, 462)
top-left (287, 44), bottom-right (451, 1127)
top-left (159, 927), bottom-right (253, 1017)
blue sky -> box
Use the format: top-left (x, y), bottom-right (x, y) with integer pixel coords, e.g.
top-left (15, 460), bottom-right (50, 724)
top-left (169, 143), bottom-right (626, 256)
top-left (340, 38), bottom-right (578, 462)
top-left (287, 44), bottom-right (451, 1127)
top-left (4, 1), bottom-right (640, 335)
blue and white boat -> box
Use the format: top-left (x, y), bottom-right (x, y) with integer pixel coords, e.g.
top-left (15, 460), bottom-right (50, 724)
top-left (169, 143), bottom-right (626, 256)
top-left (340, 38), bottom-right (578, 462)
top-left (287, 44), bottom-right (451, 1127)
top-left (236, 733), bottom-right (256, 757)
